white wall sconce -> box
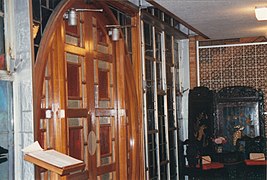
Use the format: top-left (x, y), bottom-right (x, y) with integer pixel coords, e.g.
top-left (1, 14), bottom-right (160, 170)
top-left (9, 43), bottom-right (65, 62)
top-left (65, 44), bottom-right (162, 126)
top-left (63, 8), bottom-right (103, 26)
top-left (255, 6), bottom-right (267, 21)
top-left (106, 24), bottom-right (136, 41)
top-left (110, 27), bottom-right (120, 41)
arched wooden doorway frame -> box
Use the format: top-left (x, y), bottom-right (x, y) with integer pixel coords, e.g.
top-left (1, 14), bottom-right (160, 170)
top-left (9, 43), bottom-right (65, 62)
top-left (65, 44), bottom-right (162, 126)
top-left (33, 0), bottom-right (143, 179)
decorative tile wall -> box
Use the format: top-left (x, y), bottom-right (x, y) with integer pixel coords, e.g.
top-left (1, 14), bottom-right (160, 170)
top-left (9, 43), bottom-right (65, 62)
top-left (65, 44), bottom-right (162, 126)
top-left (199, 43), bottom-right (267, 135)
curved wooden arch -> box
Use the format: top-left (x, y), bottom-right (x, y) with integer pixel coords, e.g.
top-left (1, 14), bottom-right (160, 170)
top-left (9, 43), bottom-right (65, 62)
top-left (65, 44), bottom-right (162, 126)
top-left (34, 0), bottom-right (72, 143)
top-left (33, 0), bottom-right (143, 179)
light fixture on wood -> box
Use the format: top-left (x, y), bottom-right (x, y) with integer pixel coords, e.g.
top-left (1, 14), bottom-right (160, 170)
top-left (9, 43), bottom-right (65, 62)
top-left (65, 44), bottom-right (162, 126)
top-left (106, 24), bottom-right (136, 41)
top-left (63, 8), bottom-right (103, 26)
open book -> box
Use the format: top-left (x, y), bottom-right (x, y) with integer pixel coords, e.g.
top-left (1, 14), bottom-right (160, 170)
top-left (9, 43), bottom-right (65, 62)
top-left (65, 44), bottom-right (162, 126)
top-left (23, 141), bottom-right (85, 175)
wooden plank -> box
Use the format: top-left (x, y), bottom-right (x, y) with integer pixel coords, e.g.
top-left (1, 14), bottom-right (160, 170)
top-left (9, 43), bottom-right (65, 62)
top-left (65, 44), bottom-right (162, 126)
top-left (92, 51), bottom-right (113, 62)
top-left (125, 14), bottom-right (144, 180)
top-left (54, 22), bottom-right (68, 153)
top-left (116, 39), bottom-right (127, 180)
top-left (96, 163), bottom-right (116, 176)
top-left (24, 152), bottom-right (85, 176)
top-left (95, 108), bottom-right (116, 117)
top-left (106, 1), bottom-right (138, 16)
top-left (25, 154), bottom-right (64, 175)
top-left (67, 108), bottom-right (88, 118)
top-left (65, 44), bottom-right (86, 56)
top-left (66, 171), bottom-right (89, 180)
top-left (83, 9), bottom-right (97, 180)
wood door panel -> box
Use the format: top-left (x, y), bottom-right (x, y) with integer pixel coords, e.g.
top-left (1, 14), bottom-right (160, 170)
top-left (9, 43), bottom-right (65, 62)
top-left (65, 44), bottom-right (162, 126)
top-left (94, 59), bottom-right (114, 109)
top-left (67, 63), bottom-right (80, 98)
top-left (100, 124), bottom-right (111, 156)
top-left (69, 127), bottom-right (82, 160)
top-left (90, 12), bottom-right (119, 179)
top-left (96, 116), bottom-right (116, 167)
top-left (98, 69), bottom-right (109, 100)
top-left (35, 1), bottom-right (139, 179)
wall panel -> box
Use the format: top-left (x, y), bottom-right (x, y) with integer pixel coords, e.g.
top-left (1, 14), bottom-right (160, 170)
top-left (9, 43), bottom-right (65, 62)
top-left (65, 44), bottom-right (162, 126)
top-left (198, 42), bottom-right (267, 136)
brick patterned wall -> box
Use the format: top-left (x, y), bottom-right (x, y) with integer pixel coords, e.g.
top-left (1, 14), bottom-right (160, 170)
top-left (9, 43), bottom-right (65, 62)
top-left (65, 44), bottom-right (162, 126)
top-left (189, 36), bottom-right (197, 88)
top-left (198, 42), bottom-right (267, 136)
top-left (189, 36), bottom-right (206, 89)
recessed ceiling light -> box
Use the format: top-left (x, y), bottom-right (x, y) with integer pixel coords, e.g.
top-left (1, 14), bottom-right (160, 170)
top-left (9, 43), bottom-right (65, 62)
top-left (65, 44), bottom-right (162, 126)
top-left (255, 6), bottom-right (267, 21)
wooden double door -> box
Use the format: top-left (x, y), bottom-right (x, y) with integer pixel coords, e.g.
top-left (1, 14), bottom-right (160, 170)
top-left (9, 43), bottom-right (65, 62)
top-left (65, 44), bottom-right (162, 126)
top-left (34, 2), bottom-right (136, 179)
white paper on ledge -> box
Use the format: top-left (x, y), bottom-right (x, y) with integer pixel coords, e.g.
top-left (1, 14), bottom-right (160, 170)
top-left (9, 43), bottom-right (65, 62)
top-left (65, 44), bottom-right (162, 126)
top-left (22, 141), bottom-right (83, 168)
top-left (29, 149), bottom-right (83, 168)
top-left (22, 141), bottom-right (43, 153)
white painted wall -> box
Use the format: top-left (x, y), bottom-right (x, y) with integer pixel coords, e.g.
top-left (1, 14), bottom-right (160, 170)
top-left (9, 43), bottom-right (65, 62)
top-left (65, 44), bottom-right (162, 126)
top-left (12, 0), bottom-right (34, 179)
top-left (179, 39), bottom-right (190, 141)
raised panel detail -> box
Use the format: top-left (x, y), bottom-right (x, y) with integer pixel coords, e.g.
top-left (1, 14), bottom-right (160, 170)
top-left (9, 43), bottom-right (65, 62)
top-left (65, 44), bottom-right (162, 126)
top-left (67, 63), bottom-right (80, 98)
top-left (100, 124), bottom-right (111, 156)
top-left (69, 127), bottom-right (82, 160)
top-left (98, 69), bottom-right (109, 100)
